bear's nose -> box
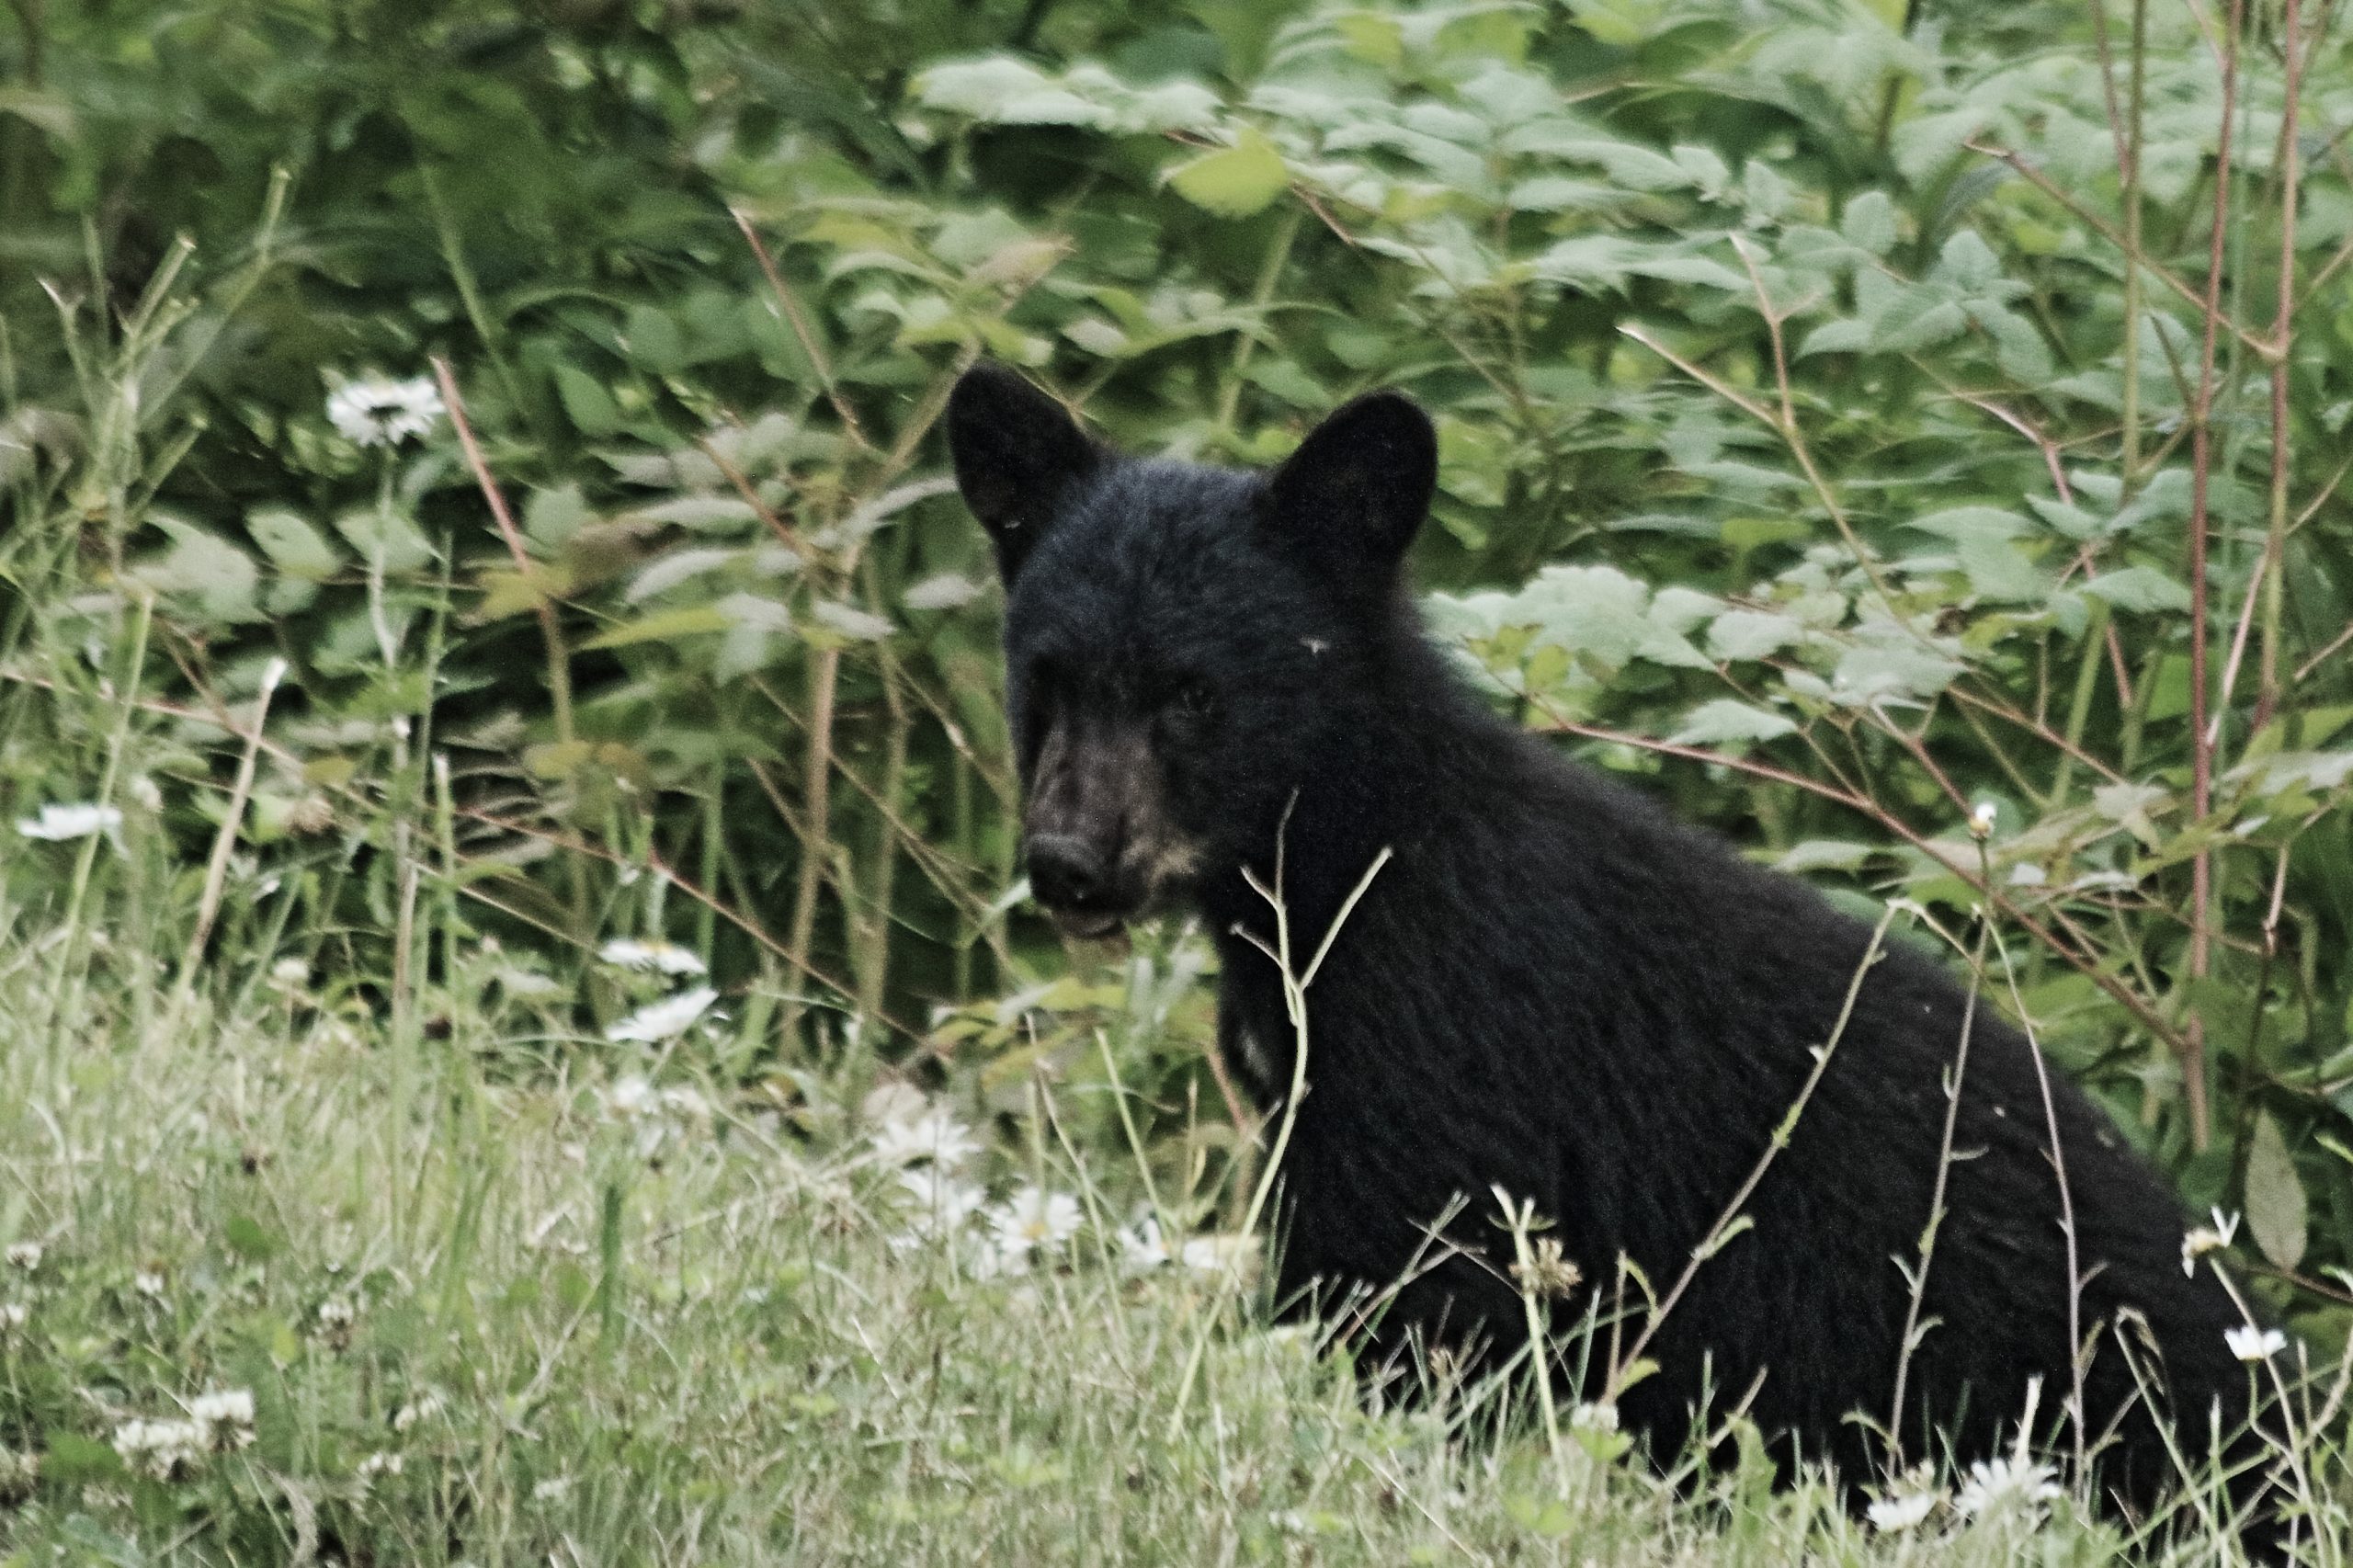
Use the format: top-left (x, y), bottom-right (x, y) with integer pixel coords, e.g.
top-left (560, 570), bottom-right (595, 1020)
top-left (1026, 833), bottom-right (1109, 910)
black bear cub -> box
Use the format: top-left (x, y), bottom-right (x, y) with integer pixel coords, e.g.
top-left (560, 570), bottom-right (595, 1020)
top-left (948, 362), bottom-right (2265, 1522)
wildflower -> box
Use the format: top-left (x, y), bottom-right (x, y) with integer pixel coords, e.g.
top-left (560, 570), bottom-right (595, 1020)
top-left (532, 1475), bottom-right (571, 1502)
top-left (1569, 1400), bottom-right (1620, 1435)
top-left (1178, 1233), bottom-right (1258, 1278)
top-left (2182, 1208), bottom-right (2242, 1276)
top-left (317, 1297), bottom-right (357, 1349)
top-left (392, 1390), bottom-right (446, 1432)
top-left (127, 775), bottom-right (163, 812)
top-left (1120, 1216), bottom-right (1184, 1272)
top-left (0, 1445), bottom-right (37, 1503)
top-left (0, 1301), bottom-right (26, 1331)
top-left (1952, 1453), bottom-right (2063, 1519)
top-left (605, 986), bottom-right (717, 1042)
top-left (133, 1269), bottom-right (165, 1298)
top-left (2226, 1324), bottom-right (2287, 1363)
top-left (1968, 801), bottom-right (1998, 839)
top-left (598, 937), bottom-right (707, 978)
top-left (1868, 1468), bottom-right (1945, 1532)
top-left (269, 956), bottom-right (312, 988)
top-left (605, 1075), bottom-right (656, 1118)
top-left (988, 1186), bottom-right (1083, 1263)
top-left (870, 1108), bottom-right (981, 1171)
top-left (891, 1166), bottom-right (987, 1244)
top-left (357, 1449), bottom-right (404, 1482)
top-left (112, 1416), bottom-right (205, 1480)
top-left (4, 1241), bottom-right (40, 1271)
top-left (327, 373), bottom-right (443, 448)
top-left (189, 1388), bottom-right (256, 1450)
top-left (1509, 1236), bottom-right (1584, 1300)
top-left (17, 802), bottom-right (122, 842)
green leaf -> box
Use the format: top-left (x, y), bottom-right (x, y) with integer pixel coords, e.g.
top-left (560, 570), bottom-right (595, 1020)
top-left (1840, 191), bottom-right (1897, 255)
top-left (246, 509), bottom-right (341, 580)
top-left (1670, 699), bottom-right (1797, 745)
top-left (142, 520), bottom-right (265, 624)
top-left (2084, 566), bottom-right (2192, 613)
top-left (1167, 129), bottom-right (1289, 218)
top-left (1708, 610), bottom-right (1802, 662)
top-left (582, 605), bottom-right (735, 651)
top-left (553, 363), bottom-right (624, 437)
top-left (2245, 1112), bottom-right (2308, 1273)
top-left (622, 305), bottom-right (687, 374)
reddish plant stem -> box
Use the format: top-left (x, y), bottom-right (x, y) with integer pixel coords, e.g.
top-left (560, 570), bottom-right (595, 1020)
top-left (2179, 0), bottom-right (2247, 1153)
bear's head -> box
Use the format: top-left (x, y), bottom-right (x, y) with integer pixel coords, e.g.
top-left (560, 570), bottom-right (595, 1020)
top-left (947, 363), bottom-right (1438, 937)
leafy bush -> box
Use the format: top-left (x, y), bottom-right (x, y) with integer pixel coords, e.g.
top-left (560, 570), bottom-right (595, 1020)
top-left (5, 0), bottom-right (2352, 1384)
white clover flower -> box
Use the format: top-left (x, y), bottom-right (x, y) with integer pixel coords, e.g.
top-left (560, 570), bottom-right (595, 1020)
top-left (188, 1389), bottom-right (256, 1450)
top-left (112, 1417), bottom-right (205, 1480)
top-left (869, 1108), bottom-right (980, 1171)
top-left (598, 937), bottom-right (707, 977)
top-left (2182, 1208), bottom-right (2242, 1276)
top-left (1569, 1400), bottom-right (1620, 1435)
top-left (17, 802), bottom-right (122, 842)
top-left (4, 1241), bottom-right (40, 1271)
top-left (988, 1186), bottom-right (1083, 1263)
top-left (327, 373), bottom-right (444, 448)
top-left (133, 1269), bottom-right (165, 1299)
top-left (392, 1390), bottom-right (446, 1432)
top-left (1953, 1454), bottom-right (2063, 1519)
top-left (2226, 1324), bottom-right (2287, 1362)
top-left (606, 986), bottom-right (717, 1042)
top-left (891, 1166), bottom-right (987, 1244)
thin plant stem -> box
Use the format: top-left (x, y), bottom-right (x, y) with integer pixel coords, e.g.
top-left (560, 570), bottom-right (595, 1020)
top-left (1607, 907), bottom-right (1895, 1397)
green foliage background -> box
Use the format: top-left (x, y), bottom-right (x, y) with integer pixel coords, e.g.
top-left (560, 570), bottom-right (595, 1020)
top-left (6, 0), bottom-right (2353, 1359)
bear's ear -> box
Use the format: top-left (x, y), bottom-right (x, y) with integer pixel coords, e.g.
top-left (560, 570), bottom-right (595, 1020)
top-left (948, 363), bottom-right (1100, 582)
top-left (1264, 391), bottom-right (1437, 593)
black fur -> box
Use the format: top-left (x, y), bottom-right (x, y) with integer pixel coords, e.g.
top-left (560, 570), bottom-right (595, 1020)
top-left (950, 366), bottom-right (2268, 1526)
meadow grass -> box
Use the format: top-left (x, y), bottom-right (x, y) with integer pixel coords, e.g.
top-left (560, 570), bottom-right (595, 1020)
top-left (0, 903), bottom-right (2320, 1566)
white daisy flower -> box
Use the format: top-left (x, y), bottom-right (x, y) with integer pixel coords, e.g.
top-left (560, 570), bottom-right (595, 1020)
top-left (2226, 1324), bottom-right (2287, 1362)
top-left (327, 373), bottom-right (444, 448)
top-left (17, 803), bottom-right (120, 842)
top-left (1953, 1453), bottom-right (2063, 1519)
top-left (988, 1186), bottom-right (1082, 1262)
top-left (892, 1166), bottom-right (986, 1243)
top-left (2182, 1208), bottom-right (2242, 1276)
top-left (1178, 1233), bottom-right (1258, 1278)
top-left (605, 1074), bottom-right (656, 1118)
top-left (1867, 1488), bottom-right (1942, 1532)
top-left (605, 986), bottom-right (717, 1042)
top-left (1120, 1216), bottom-right (1184, 1272)
top-left (869, 1108), bottom-right (980, 1170)
top-left (598, 937), bottom-right (707, 977)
